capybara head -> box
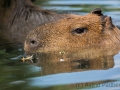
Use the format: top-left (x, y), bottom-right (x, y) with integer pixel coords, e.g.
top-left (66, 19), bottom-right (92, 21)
top-left (24, 8), bottom-right (120, 53)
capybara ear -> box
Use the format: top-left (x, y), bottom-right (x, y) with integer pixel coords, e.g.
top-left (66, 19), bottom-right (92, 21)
top-left (105, 16), bottom-right (114, 30)
top-left (91, 8), bottom-right (103, 16)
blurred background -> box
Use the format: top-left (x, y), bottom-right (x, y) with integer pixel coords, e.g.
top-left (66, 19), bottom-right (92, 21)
top-left (34, 0), bottom-right (120, 27)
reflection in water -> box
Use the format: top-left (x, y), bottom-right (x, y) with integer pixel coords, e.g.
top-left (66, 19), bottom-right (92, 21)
top-left (25, 44), bottom-right (120, 89)
top-left (29, 44), bottom-right (120, 76)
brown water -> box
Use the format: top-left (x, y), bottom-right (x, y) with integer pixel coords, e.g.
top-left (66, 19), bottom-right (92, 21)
top-left (1, 0), bottom-right (120, 90)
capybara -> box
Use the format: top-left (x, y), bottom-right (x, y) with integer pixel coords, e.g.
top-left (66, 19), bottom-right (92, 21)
top-left (24, 8), bottom-right (120, 53)
top-left (0, 0), bottom-right (75, 49)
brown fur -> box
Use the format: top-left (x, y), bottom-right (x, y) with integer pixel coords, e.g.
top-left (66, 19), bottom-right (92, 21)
top-left (24, 10), bottom-right (120, 53)
top-left (0, 0), bottom-right (74, 49)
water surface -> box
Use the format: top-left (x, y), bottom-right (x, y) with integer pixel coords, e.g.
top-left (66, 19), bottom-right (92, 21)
top-left (1, 0), bottom-right (120, 90)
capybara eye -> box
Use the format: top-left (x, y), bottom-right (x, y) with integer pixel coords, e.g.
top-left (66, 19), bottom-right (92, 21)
top-left (72, 28), bottom-right (87, 34)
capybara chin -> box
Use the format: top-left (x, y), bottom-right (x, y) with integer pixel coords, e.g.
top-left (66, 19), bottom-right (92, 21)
top-left (24, 8), bottom-right (120, 53)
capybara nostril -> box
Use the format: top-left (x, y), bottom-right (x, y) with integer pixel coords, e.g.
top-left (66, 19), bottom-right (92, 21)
top-left (29, 40), bottom-right (38, 47)
top-left (30, 40), bottom-right (36, 44)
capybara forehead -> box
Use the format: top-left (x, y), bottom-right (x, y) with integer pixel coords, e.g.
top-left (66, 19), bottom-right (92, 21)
top-left (41, 14), bottom-right (102, 32)
top-left (55, 14), bottom-right (101, 27)
top-left (29, 13), bottom-right (103, 40)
